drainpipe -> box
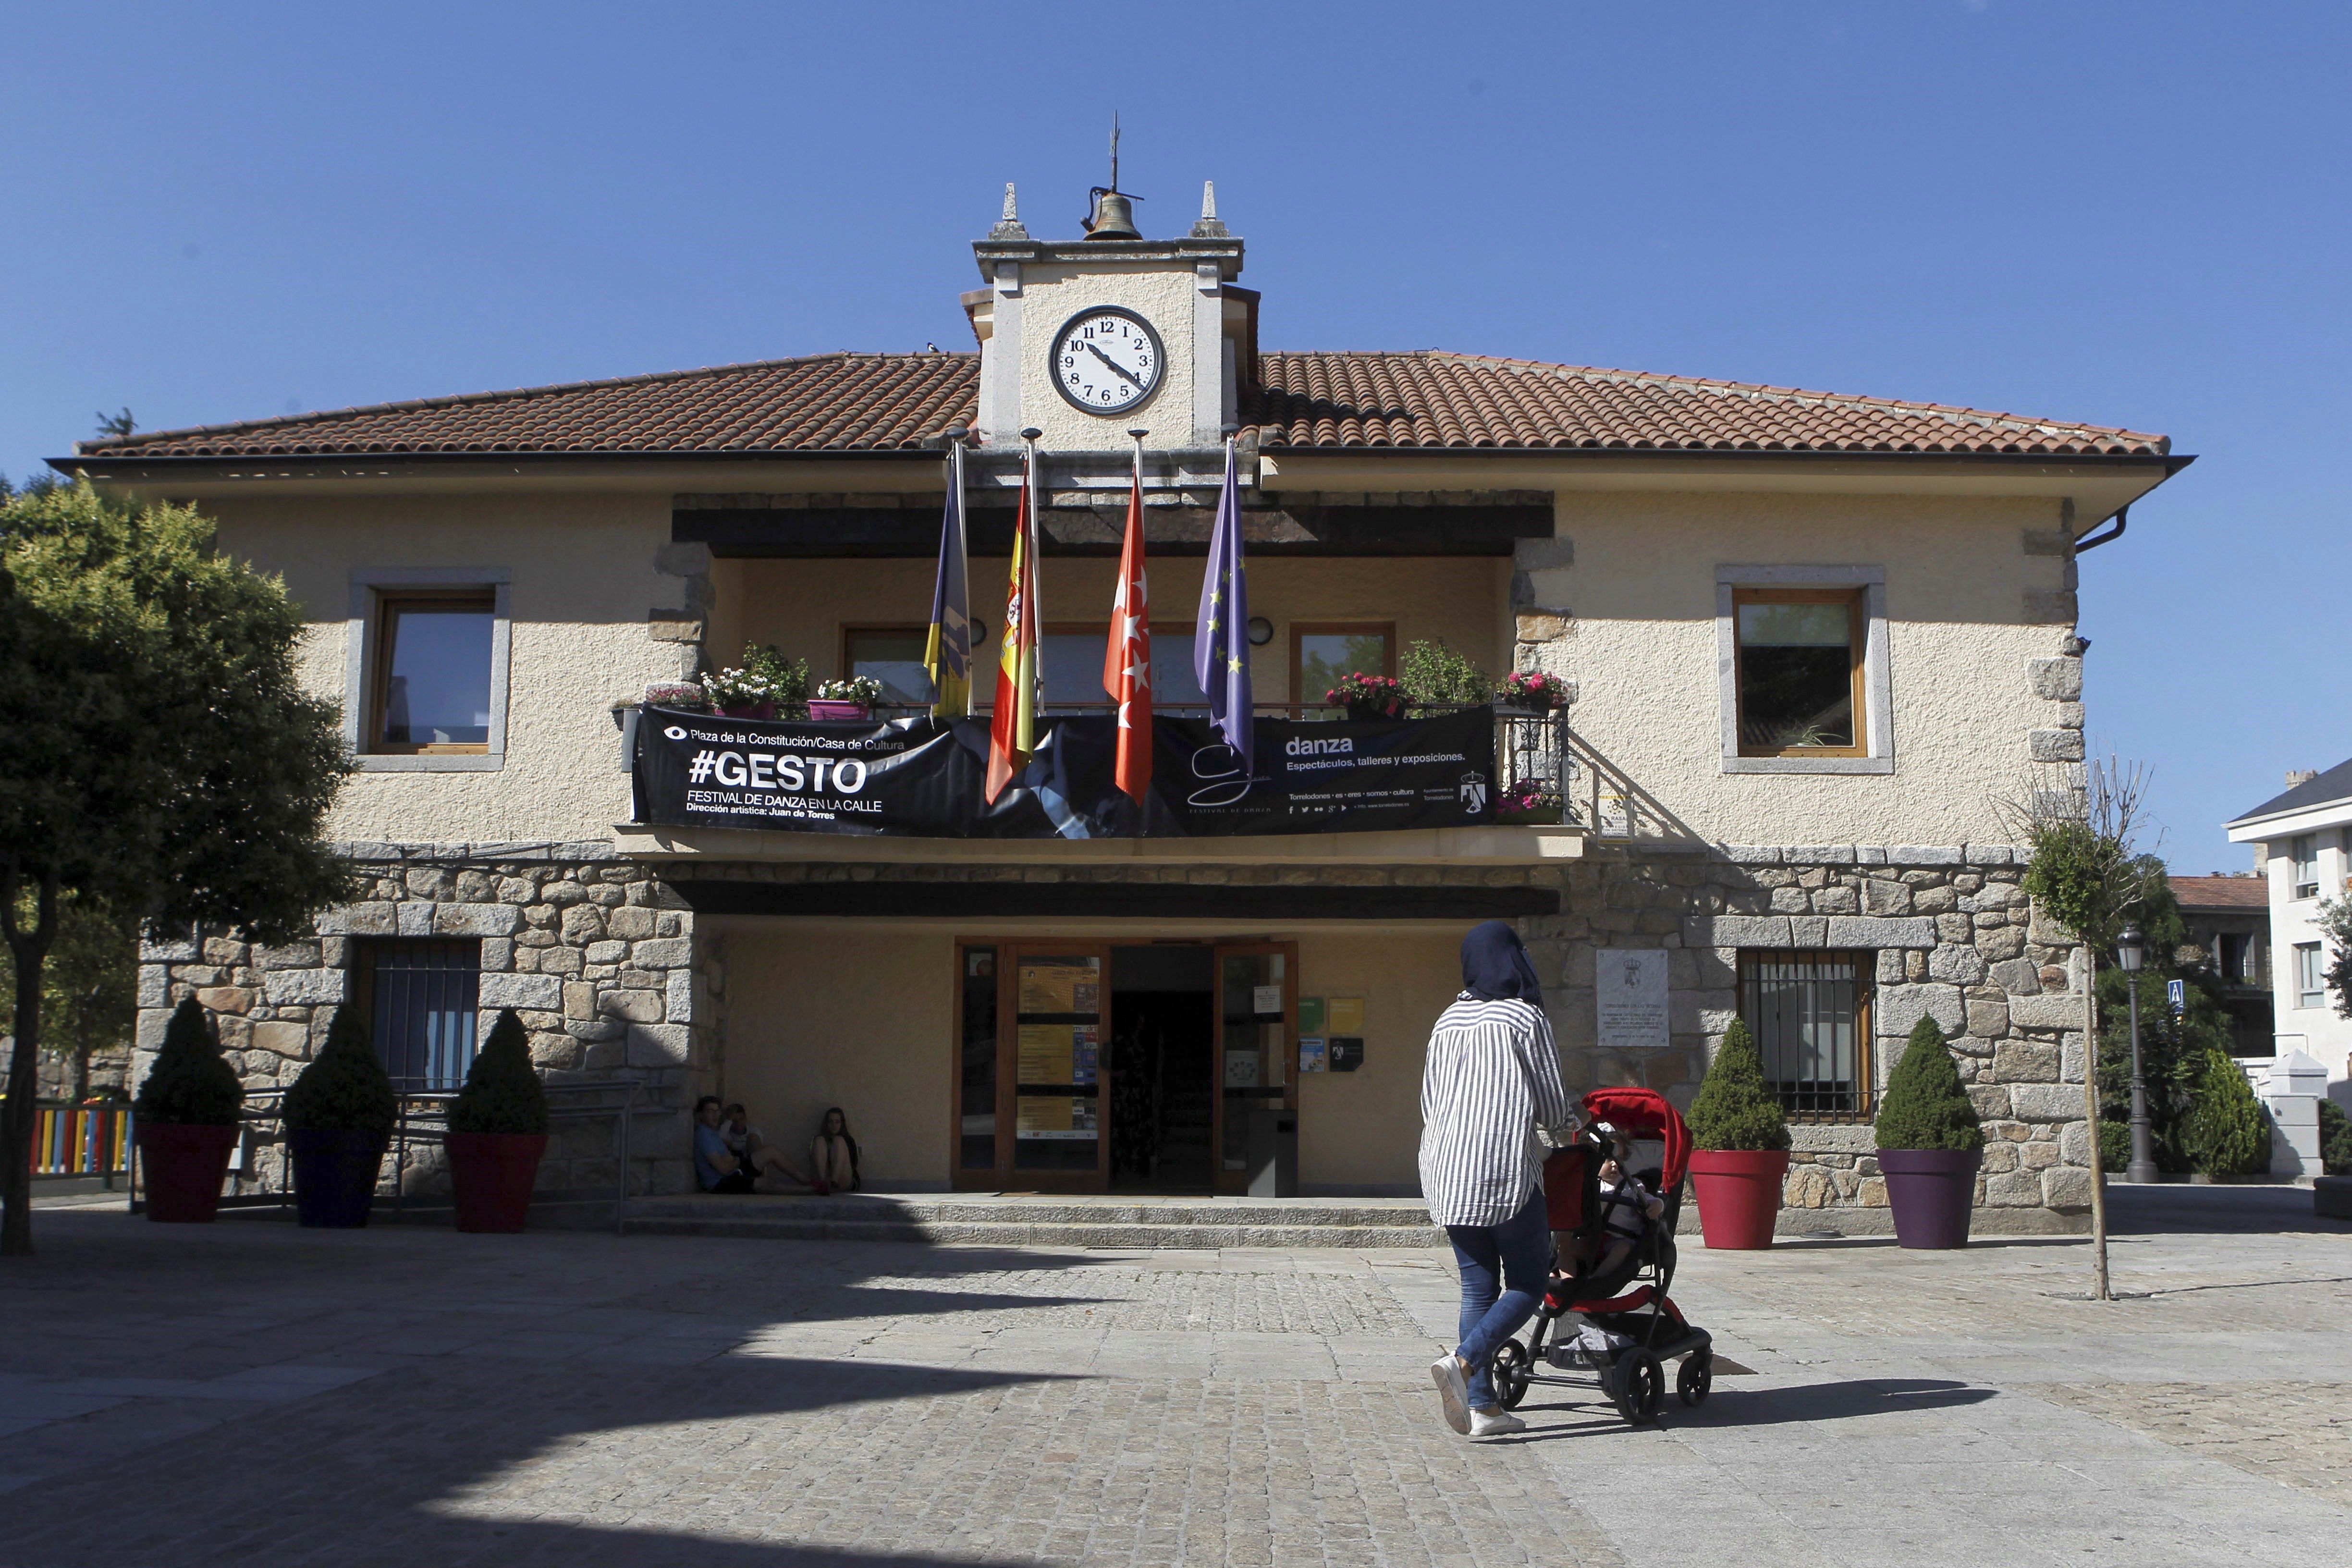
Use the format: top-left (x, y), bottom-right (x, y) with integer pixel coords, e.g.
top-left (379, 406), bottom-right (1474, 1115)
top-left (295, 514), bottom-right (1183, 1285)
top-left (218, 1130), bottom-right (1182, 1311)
top-left (2073, 503), bottom-right (2129, 552)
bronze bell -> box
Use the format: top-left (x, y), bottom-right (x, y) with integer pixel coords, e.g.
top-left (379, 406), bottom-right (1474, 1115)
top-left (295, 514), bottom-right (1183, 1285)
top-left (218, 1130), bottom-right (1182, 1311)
top-left (1085, 187), bottom-right (1141, 241)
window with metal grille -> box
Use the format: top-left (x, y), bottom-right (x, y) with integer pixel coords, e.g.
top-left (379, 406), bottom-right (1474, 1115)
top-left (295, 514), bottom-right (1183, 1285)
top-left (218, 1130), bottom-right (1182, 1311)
top-left (1739, 950), bottom-right (1872, 1116)
top-left (353, 939), bottom-right (482, 1090)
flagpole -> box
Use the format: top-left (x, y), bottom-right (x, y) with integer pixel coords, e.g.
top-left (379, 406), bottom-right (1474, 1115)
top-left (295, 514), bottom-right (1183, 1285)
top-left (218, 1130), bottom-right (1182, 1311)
top-left (1021, 426), bottom-right (1043, 715)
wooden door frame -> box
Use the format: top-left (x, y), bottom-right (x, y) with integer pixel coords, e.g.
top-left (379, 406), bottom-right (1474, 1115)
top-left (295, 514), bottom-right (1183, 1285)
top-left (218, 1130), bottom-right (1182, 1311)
top-left (1209, 940), bottom-right (1300, 1196)
top-left (993, 940), bottom-right (1115, 1192)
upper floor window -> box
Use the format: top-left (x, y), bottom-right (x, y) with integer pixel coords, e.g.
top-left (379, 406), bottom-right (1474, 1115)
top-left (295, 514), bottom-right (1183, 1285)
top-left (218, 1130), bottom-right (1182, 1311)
top-left (1293, 623), bottom-right (1394, 716)
top-left (371, 590), bottom-right (494, 753)
top-left (1738, 950), bottom-right (1873, 1117)
top-left (1733, 589), bottom-right (1863, 756)
top-left (2296, 942), bottom-right (2326, 1009)
top-left (844, 626), bottom-right (938, 707)
top-left (2291, 835), bottom-right (2320, 899)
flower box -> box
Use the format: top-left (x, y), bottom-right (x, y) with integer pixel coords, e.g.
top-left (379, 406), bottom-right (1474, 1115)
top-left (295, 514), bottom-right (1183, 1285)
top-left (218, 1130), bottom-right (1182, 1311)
top-left (807, 699), bottom-right (870, 722)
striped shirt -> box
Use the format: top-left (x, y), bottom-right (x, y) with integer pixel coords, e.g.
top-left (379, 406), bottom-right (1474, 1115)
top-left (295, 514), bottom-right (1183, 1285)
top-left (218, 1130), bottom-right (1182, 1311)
top-left (1418, 994), bottom-right (1575, 1228)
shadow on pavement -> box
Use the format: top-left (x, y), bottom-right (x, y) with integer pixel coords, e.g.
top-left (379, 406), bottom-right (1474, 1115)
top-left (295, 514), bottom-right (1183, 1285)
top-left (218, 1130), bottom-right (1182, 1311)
top-left (2103, 1182), bottom-right (2349, 1236)
top-left (1511, 1377), bottom-right (1996, 1442)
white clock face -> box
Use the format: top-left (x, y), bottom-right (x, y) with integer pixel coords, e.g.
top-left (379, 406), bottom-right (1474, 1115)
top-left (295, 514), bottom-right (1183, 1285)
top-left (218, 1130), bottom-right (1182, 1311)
top-left (1052, 306), bottom-right (1164, 415)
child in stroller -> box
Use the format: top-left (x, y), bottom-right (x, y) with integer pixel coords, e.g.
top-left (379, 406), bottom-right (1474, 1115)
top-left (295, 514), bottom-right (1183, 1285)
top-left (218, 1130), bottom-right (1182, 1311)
top-left (1490, 1087), bottom-right (1715, 1425)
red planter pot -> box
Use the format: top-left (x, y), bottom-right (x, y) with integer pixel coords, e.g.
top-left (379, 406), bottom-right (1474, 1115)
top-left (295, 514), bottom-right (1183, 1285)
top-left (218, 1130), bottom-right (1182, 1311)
top-left (447, 1131), bottom-right (548, 1233)
top-left (137, 1123), bottom-right (238, 1224)
top-left (1688, 1149), bottom-right (1790, 1249)
top-left (1878, 1147), bottom-right (1984, 1249)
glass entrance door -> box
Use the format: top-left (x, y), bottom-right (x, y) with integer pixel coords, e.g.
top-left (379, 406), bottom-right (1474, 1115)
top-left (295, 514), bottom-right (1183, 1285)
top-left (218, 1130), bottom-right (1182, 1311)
top-left (954, 941), bottom-right (1113, 1191)
top-left (1212, 943), bottom-right (1298, 1195)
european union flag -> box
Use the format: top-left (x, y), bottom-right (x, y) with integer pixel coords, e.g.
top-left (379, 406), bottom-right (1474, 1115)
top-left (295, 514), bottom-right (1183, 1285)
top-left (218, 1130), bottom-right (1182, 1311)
top-left (1192, 437), bottom-right (1252, 770)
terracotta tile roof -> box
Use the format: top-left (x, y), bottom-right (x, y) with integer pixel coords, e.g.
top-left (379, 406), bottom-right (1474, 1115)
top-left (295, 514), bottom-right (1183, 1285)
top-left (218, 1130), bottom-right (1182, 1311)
top-left (2169, 874), bottom-right (2272, 911)
top-left (1247, 352), bottom-right (2169, 455)
top-left (73, 349), bottom-right (2169, 461)
top-left (76, 353), bottom-right (981, 458)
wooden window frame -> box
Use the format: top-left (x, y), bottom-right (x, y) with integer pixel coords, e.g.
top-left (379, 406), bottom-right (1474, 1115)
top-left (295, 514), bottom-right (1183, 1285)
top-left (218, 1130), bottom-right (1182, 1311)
top-left (841, 624), bottom-right (942, 709)
top-left (369, 589), bottom-right (498, 755)
top-left (1731, 588), bottom-right (1867, 760)
top-left (1289, 621), bottom-right (1396, 714)
top-left (1736, 948), bottom-right (1875, 1122)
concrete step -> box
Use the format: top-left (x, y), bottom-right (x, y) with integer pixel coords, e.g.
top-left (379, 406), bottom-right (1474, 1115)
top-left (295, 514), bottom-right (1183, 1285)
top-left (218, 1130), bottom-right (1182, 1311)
top-left (618, 1193), bottom-right (1444, 1249)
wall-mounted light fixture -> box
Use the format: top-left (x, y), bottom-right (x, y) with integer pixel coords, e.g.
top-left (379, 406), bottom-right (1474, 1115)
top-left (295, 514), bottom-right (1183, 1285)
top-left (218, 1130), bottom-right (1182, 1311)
top-left (1247, 616), bottom-right (1274, 647)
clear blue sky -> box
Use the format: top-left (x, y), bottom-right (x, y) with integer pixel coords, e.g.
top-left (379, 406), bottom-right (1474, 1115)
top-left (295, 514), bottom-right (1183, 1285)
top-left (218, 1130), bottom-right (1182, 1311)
top-left (5, 2), bottom-right (2344, 870)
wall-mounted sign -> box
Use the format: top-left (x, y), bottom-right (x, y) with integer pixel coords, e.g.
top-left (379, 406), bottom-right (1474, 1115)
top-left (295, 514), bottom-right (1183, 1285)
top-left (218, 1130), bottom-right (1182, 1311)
top-left (1326, 997), bottom-right (1365, 1036)
top-left (1298, 997), bottom-right (1327, 1034)
top-left (1328, 1038), bottom-right (1364, 1073)
top-left (1595, 949), bottom-right (1669, 1050)
top-left (1298, 1037), bottom-right (1328, 1073)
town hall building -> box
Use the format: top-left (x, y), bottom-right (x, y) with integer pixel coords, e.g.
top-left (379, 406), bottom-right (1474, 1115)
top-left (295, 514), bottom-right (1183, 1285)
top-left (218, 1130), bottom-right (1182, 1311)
top-left (71, 180), bottom-right (2190, 1231)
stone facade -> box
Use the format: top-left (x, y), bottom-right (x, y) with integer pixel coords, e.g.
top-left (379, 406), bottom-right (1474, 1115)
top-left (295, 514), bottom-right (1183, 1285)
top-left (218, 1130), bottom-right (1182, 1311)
top-left (135, 842), bottom-right (710, 1198)
top-left (138, 841), bottom-right (2086, 1223)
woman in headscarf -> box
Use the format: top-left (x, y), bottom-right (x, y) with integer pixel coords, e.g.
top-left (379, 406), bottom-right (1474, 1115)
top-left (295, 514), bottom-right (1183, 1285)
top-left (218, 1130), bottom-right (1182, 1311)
top-left (1420, 920), bottom-right (1576, 1439)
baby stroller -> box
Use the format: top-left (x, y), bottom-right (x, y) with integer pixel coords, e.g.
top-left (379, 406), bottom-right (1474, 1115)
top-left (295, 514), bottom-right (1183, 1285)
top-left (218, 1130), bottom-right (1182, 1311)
top-left (1489, 1087), bottom-right (1714, 1425)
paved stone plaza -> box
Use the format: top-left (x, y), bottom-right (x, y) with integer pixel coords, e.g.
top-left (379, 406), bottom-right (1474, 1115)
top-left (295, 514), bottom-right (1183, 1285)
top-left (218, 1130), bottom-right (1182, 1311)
top-left (0, 1187), bottom-right (2345, 1567)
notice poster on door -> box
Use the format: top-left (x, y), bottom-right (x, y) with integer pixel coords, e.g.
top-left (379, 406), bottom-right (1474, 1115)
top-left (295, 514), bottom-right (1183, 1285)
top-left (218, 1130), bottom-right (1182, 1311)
top-left (1017, 1024), bottom-right (1077, 1084)
top-left (1251, 984), bottom-right (1284, 1018)
top-left (1073, 1027), bottom-right (1099, 1086)
top-left (1016, 1095), bottom-right (1096, 1139)
top-left (1019, 960), bottom-right (1098, 1016)
top-left (1225, 1050), bottom-right (1261, 1088)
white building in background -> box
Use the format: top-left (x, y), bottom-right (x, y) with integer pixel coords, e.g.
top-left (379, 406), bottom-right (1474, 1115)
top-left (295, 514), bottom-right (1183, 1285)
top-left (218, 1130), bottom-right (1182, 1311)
top-left (2225, 759), bottom-right (2352, 1105)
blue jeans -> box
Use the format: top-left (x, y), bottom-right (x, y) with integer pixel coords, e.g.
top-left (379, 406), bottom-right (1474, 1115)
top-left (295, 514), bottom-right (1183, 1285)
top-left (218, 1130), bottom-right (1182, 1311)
top-left (1446, 1188), bottom-right (1553, 1408)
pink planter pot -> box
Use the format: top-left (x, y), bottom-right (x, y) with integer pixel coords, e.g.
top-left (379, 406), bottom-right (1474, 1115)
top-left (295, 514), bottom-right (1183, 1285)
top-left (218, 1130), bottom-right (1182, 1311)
top-left (807, 700), bottom-right (871, 722)
top-left (137, 1123), bottom-right (239, 1224)
top-left (447, 1131), bottom-right (549, 1234)
top-left (718, 702), bottom-right (777, 720)
top-left (1878, 1147), bottom-right (1983, 1249)
top-left (1688, 1149), bottom-right (1790, 1249)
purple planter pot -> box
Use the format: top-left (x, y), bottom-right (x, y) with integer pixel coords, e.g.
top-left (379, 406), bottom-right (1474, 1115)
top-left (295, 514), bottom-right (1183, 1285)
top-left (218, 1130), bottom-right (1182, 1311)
top-left (1878, 1147), bottom-right (1983, 1249)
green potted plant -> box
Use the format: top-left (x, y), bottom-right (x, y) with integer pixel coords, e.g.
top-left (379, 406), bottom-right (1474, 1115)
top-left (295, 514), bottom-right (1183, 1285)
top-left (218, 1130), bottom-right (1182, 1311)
top-left (281, 1006), bottom-right (398, 1228)
top-left (445, 1009), bottom-right (550, 1233)
top-left (132, 996), bottom-right (245, 1223)
top-left (1397, 638), bottom-right (1489, 711)
top-left (1685, 1018), bottom-right (1791, 1249)
top-left (1874, 1015), bottom-right (1985, 1248)
top-left (810, 673), bottom-right (885, 721)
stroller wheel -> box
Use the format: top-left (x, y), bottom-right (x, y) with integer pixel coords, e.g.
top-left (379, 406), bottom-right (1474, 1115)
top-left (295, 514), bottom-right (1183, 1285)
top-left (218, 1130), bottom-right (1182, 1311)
top-left (1491, 1339), bottom-right (1532, 1410)
top-left (1677, 1348), bottom-right (1713, 1407)
top-left (1608, 1350), bottom-right (1663, 1425)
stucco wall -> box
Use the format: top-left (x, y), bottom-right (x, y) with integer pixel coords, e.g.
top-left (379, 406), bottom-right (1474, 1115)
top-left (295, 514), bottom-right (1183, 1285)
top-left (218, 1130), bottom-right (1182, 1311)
top-left (1010, 262), bottom-right (1202, 453)
top-left (203, 491), bottom-right (680, 845)
top-left (1292, 931), bottom-right (1460, 1193)
top-left (717, 554), bottom-right (1510, 708)
top-left (717, 926), bottom-right (957, 1187)
top-left (1524, 490), bottom-right (2073, 847)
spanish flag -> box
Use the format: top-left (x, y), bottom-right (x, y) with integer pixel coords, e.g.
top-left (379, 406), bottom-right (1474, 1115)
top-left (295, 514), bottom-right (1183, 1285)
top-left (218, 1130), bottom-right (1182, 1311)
top-left (984, 450), bottom-right (1042, 802)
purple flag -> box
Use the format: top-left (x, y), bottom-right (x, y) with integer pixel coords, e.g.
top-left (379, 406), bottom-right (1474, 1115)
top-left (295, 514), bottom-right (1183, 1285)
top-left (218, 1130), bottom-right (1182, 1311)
top-left (1192, 437), bottom-right (1252, 771)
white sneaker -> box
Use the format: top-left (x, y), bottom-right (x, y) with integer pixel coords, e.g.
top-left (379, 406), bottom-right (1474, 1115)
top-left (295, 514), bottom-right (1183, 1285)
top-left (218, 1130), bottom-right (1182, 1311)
top-left (1470, 1407), bottom-right (1526, 1438)
top-left (1430, 1356), bottom-right (1471, 1434)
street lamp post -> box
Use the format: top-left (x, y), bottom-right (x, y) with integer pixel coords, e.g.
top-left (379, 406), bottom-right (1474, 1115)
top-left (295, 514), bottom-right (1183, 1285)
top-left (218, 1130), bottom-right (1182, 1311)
top-left (2117, 926), bottom-right (2160, 1184)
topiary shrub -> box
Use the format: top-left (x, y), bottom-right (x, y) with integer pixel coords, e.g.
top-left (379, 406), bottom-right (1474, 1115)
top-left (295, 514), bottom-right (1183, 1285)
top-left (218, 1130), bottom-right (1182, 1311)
top-left (1874, 1016), bottom-right (1984, 1152)
top-left (2316, 1098), bottom-right (2351, 1177)
top-left (282, 1006), bottom-right (397, 1138)
top-left (449, 1010), bottom-right (549, 1136)
top-left (133, 996), bottom-right (245, 1126)
top-left (2180, 1048), bottom-right (2270, 1176)
top-left (1687, 1019), bottom-right (1790, 1151)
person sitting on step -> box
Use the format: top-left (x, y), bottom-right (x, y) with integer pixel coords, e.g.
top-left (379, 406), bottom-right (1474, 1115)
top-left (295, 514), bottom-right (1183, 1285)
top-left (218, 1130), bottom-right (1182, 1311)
top-left (724, 1102), bottom-right (808, 1187)
top-left (809, 1106), bottom-right (861, 1195)
top-left (692, 1096), bottom-right (794, 1194)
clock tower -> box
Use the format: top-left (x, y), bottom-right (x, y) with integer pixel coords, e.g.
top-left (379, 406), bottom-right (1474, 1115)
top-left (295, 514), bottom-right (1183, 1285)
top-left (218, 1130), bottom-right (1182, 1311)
top-left (963, 180), bottom-right (1251, 453)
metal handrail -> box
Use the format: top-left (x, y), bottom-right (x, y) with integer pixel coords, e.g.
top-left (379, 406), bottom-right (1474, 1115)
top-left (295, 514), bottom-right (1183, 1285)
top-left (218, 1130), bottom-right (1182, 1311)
top-left (122, 1080), bottom-right (672, 1236)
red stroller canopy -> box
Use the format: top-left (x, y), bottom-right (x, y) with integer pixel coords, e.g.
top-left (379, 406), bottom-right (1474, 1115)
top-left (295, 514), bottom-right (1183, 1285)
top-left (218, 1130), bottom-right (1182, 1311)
top-left (1581, 1087), bottom-right (1692, 1192)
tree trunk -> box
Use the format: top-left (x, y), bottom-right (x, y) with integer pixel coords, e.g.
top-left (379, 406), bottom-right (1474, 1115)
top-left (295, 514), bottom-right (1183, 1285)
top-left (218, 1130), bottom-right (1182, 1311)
top-left (73, 1043), bottom-right (91, 1105)
top-left (2082, 949), bottom-right (2109, 1300)
top-left (1, 867), bottom-right (60, 1258)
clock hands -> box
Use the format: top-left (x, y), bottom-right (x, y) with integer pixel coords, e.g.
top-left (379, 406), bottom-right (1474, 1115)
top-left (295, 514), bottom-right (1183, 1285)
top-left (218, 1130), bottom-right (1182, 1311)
top-left (1083, 339), bottom-right (1145, 387)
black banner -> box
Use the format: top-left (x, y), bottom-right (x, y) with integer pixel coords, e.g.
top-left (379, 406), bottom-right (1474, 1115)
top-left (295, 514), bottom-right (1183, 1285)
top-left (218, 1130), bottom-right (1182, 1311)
top-left (631, 706), bottom-right (1496, 839)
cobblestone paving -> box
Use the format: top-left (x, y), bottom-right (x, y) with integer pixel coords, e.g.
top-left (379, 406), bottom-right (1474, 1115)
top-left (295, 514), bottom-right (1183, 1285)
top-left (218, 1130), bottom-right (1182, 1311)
top-left (0, 1185), bottom-right (2347, 1567)
top-left (2034, 1381), bottom-right (2352, 1511)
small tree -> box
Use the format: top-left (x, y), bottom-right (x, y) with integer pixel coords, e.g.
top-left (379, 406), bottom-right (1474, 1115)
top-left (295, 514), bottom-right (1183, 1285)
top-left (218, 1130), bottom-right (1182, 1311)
top-left (2004, 753), bottom-right (2157, 1300)
top-left (1875, 1016), bottom-right (1984, 1152)
top-left (2318, 1099), bottom-right (2352, 1177)
top-left (2180, 1048), bottom-right (2270, 1177)
top-left (282, 1007), bottom-right (397, 1139)
top-left (1398, 638), bottom-right (1491, 710)
top-left (1687, 1019), bottom-right (1790, 1151)
top-left (449, 1010), bottom-right (550, 1136)
top-left (2312, 896), bottom-right (2352, 1020)
top-left (0, 890), bottom-right (135, 1101)
top-left (132, 997), bottom-right (245, 1127)
top-left (1, 480), bottom-right (354, 1255)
